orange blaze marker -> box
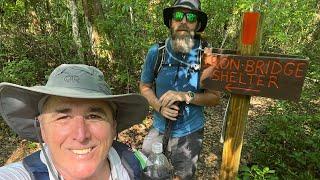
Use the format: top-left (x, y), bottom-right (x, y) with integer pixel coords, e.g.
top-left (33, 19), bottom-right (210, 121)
top-left (242, 12), bottom-right (260, 45)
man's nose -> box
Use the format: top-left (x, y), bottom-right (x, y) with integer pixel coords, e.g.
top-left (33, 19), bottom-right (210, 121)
top-left (72, 116), bottom-right (90, 142)
top-left (181, 16), bottom-right (187, 23)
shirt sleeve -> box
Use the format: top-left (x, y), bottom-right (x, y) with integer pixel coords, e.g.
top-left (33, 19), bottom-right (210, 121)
top-left (140, 44), bottom-right (159, 84)
top-left (0, 162), bottom-right (31, 180)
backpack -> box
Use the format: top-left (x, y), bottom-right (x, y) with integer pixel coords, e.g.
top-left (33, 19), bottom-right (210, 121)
top-left (22, 141), bottom-right (142, 180)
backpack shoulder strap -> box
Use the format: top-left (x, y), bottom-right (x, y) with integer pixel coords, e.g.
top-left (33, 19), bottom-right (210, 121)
top-left (199, 39), bottom-right (209, 63)
top-left (153, 41), bottom-right (166, 79)
top-left (22, 151), bottom-right (49, 180)
top-left (112, 141), bottom-right (142, 180)
top-left (22, 144), bottom-right (143, 180)
top-left (197, 39), bottom-right (209, 91)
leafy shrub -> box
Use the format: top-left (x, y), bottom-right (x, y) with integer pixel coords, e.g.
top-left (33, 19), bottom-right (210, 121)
top-left (0, 59), bottom-right (39, 86)
top-left (248, 107), bottom-right (319, 179)
top-left (238, 165), bottom-right (278, 180)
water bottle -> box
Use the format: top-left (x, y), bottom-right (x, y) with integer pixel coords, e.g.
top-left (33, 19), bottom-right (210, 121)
top-left (141, 142), bottom-right (173, 180)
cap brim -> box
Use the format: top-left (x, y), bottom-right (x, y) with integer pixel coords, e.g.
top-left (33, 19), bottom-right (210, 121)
top-left (0, 82), bottom-right (149, 141)
top-left (163, 7), bottom-right (208, 32)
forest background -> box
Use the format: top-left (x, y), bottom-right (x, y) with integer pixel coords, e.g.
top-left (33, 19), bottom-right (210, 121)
top-left (0, 0), bottom-right (319, 179)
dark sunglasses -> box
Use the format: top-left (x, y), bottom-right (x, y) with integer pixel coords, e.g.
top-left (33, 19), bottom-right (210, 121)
top-left (172, 11), bottom-right (197, 23)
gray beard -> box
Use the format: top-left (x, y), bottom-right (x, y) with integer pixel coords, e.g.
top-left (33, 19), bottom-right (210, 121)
top-left (171, 29), bottom-right (195, 54)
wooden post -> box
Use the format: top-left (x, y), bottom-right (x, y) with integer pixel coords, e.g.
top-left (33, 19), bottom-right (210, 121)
top-left (219, 12), bottom-right (263, 179)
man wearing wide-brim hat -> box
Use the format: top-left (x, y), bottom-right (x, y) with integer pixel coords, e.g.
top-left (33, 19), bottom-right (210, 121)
top-left (140, 0), bottom-right (220, 179)
top-left (0, 64), bottom-right (149, 179)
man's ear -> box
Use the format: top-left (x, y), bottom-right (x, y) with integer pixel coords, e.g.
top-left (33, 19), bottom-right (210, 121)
top-left (196, 21), bottom-right (202, 31)
top-left (37, 116), bottom-right (47, 143)
top-left (113, 120), bottom-right (117, 138)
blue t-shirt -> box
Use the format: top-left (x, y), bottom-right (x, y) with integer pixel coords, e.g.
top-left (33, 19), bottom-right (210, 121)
top-left (140, 38), bottom-right (205, 137)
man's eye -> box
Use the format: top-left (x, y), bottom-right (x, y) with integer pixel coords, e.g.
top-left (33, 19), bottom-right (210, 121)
top-left (56, 115), bottom-right (69, 121)
top-left (87, 114), bottom-right (102, 119)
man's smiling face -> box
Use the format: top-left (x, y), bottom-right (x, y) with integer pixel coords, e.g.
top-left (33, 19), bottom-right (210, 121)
top-left (39, 96), bottom-right (116, 179)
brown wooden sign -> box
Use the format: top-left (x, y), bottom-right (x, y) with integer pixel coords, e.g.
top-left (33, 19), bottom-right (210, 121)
top-left (201, 50), bottom-right (309, 101)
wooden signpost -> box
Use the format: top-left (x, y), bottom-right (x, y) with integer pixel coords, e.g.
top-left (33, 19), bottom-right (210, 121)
top-left (200, 12), bottom-right (308, 179)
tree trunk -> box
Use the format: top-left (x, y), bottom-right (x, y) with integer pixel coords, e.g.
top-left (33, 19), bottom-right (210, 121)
top-left (69, 0), bottom-right (84, 62)
top-left (82, 0), bottom-right (111, 61)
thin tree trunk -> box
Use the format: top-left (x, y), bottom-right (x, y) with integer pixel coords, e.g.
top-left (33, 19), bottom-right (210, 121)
top-left (82, 0), bottom-right (112, 62)
top-left (129, 6), bottom-right (134, 25)
top-left (44, 0), bottom-right (53, 33)
top-left (69, 0), bottom-right (84, 62)
top-left (82, 0), bottom-right (95, 57)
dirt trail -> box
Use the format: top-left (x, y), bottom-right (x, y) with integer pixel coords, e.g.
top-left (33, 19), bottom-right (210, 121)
top-left (0, 96), bottom-right (274, 179)
top-left (195, 96), bottom-right (274, 179)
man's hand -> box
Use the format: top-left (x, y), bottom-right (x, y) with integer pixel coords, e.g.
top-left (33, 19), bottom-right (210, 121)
top-left (159, 90), bottom-right (187, 107)
top-left (204, 47), bottom-right (213, 55)
top-left (159, 104), bottom-right (180, 120)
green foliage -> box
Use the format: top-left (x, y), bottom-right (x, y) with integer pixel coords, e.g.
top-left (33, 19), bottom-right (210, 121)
top-left (27, 142), bottom-right (38, 149)
top-left (0, 59), bottom-right (38, 86)
top-left (248, 98), bottom-right (320, 178)
top-left (98, 0), bottom-right (169, 93)
top-left (238, 165), bottom-right (278, 180)
top-left (260, 0), bottom-right (317, 54)
top-left (1, 0), bottom-right (318, 93)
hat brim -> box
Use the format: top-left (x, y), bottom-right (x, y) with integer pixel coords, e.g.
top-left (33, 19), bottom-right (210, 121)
top-left (163, 6), bottom-right (208, 32)
top-left (0, 82), bottom-right (149, 142)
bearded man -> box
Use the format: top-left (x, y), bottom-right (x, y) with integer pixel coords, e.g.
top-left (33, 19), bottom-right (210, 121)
top-left (139, 0), bottom-right (220, 179)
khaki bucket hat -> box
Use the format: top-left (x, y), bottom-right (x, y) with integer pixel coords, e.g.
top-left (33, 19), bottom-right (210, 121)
top-left (0, 64), bottom-right (149, 141)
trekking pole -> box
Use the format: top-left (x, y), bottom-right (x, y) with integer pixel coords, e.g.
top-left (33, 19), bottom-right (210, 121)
top-left (162, 101), bottom-right (182, 158)
top-left (162, 118), bottom-right (173, 158)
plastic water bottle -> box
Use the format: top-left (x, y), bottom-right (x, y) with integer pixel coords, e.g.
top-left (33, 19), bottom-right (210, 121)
top-left (141, 142), bottom-right (173, 180)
